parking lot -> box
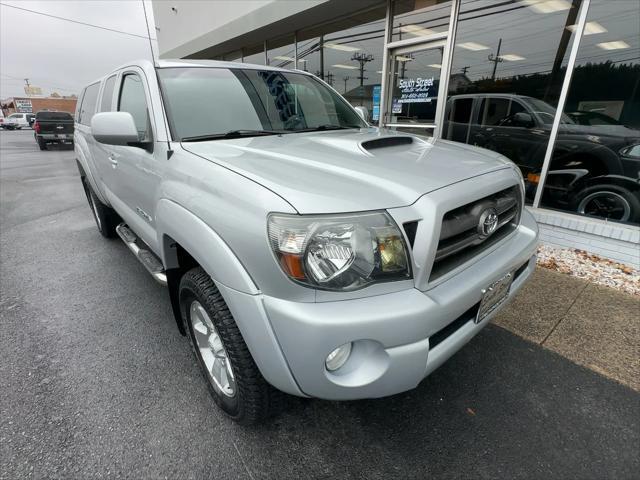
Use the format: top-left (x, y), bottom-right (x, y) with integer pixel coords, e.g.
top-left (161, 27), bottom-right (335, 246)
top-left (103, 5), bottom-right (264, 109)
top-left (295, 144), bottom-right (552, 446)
top-left (1, 128), bottom-right (638, 479)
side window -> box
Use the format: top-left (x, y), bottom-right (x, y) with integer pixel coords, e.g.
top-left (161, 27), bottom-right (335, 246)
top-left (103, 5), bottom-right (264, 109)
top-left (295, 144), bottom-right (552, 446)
top-left (118, 73), bottom-right (151, 141)
top-left (498, 100), bottom-right (528, 127)
top-left (100, 75), bottom-right (117, 112)
top-left (75, 89), bottom-right (85, 122)
top-left (451, 98), bottom-right (473, 124)
top-left (481, 98), bottom-right (510, 126)
top-left (79, 82), bottom-right (100, 125)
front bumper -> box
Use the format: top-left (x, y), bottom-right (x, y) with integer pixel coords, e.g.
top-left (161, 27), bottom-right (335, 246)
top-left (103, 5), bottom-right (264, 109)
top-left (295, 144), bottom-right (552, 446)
top-left (259, 209), bottom-right (538, 400)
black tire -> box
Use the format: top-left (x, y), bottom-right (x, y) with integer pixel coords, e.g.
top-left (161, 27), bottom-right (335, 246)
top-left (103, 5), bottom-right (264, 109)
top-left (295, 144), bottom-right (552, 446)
top-left (81, 178), bottom-right (120, 238)
top-left (180, 267), bottom-right (284, 424)
top-left (572, 183), bottom-right (640, 223)
top-left (37, 137), bottom-right (47, 151)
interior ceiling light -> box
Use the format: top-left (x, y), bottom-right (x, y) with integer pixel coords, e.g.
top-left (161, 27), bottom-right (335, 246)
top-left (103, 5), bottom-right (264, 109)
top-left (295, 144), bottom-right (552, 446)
top-left (523, 0), bottom-right (571, 14)
top-left (458, 42), bottom-right (490, 51)
top-left (332, 64), bottom-right (359, 70)
top-left (399, 24), bottom-right (436, 37)
top-left (596, 40), bottom-right (630, 50)
top-left (500, 54), bottom-right (525, 61)
top-left (566, 21), bottom-right (607, 35)
top-left (324, 43), bottom-right (360, 52)
top-left (396, 55), bottom-right (413, 62)
top-left (273, 55), bottom-right (294, 61)
top-left (428, 64), bottom-right (442, 68)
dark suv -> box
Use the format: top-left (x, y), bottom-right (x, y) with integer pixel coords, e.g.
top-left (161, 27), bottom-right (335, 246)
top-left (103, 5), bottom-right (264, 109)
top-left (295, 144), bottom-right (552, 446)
top-left (444, 94), bottom-right (640, 223)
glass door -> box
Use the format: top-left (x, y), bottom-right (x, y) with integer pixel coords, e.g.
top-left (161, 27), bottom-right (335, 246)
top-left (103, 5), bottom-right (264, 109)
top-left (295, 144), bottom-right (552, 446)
top-left (384, 40), bottom-right (447, 134)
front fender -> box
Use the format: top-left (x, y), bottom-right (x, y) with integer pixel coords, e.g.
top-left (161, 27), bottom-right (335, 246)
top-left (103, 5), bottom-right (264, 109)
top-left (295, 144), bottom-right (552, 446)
top-left (155, 199), bottom-right (258, 294)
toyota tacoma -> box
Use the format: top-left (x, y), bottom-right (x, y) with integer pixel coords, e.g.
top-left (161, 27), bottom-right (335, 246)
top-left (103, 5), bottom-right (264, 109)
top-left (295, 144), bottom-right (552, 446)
top-left (74, 60), bottom-right (538, 424)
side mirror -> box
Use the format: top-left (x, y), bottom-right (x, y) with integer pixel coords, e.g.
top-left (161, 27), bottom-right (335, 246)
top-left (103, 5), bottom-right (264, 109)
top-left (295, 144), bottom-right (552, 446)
top-left (512, 112), bottom-right (534, 128)
top-left (354, 106), bottom-right (369, 123)
top-left (91, 112), bottom-right (139, 146)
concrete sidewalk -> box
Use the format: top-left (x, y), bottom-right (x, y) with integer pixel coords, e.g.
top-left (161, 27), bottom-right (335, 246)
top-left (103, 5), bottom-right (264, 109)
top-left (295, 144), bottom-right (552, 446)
top-left (495, 268), bottom-right (640, 391)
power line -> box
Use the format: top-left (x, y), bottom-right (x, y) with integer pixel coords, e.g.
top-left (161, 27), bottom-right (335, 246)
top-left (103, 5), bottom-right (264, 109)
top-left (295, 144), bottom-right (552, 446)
top-left (0, 2), bottom-right (155, 40)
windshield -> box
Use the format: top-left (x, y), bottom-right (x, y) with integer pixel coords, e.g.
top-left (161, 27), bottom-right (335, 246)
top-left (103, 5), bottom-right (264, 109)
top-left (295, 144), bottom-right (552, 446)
top-left (158, 67), bottom-right (366, 141)
top-left (527, 97), bottom-right (574, 125)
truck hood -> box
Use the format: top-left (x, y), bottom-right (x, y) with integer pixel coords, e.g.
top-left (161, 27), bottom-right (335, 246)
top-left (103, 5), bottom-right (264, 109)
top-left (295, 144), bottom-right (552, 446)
top-left (181, 128), bottom-right (512, 214)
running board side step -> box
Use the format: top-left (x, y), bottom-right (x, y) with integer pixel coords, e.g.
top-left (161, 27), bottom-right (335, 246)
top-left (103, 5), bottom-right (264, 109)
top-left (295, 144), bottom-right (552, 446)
top-left (116, 223), bottom-right (167, 286)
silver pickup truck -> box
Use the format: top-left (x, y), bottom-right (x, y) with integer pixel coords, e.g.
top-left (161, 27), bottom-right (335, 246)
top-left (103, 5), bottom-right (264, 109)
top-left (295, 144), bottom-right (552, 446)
top-left (75, 59), bottom-right (538, 424)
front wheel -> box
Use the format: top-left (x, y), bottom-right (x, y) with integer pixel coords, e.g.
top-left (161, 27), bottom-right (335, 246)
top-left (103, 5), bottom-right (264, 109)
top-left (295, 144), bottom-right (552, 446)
top-left (573, 184), bottom-right (640, 223)
top-left (180, 267), bottom-right (284, 424)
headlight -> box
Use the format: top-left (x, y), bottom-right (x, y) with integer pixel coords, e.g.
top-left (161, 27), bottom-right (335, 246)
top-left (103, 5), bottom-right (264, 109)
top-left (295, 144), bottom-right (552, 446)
top-left (268, 212), bottom-right (411, 291)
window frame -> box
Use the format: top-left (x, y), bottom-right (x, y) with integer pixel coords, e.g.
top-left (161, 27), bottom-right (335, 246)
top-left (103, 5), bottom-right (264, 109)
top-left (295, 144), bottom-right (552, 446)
top-left (116, 69), bottom-right (155, 148)
top-left (78, 81), bottom-right (101, 126)
top-left (99, 75), bottom-right (117, 113)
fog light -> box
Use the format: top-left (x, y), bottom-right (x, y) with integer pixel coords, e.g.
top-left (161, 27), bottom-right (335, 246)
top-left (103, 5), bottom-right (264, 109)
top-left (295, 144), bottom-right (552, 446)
top-left (325, 342), bottom-right (352, 371)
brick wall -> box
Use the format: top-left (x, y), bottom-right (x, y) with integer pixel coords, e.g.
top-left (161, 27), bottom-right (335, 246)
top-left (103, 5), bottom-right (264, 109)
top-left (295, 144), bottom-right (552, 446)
top-left (3, 97), bottom-right (77, 115)
top-left (529, 207), bottom-right (640, 269)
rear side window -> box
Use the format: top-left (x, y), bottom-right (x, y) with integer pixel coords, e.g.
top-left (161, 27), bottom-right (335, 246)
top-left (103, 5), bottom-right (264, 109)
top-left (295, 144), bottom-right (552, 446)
top-left (79, 82), bottom-right (100, 125)
top-left (100, 75), bottom-right (116, 112)
top-left (118, 73), bottom-right (151, 141)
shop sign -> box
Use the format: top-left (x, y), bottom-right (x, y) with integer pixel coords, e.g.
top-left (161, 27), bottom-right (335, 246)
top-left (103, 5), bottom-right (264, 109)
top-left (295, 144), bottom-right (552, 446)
top-left (397, 77), bottom-right (435, 103)
top-left (15, 99), bottom-right (33, 113)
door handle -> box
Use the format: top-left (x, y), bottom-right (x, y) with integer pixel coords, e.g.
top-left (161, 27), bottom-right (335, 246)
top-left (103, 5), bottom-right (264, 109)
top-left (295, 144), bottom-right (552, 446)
top-left (108, 154), bottom-right (118, 167)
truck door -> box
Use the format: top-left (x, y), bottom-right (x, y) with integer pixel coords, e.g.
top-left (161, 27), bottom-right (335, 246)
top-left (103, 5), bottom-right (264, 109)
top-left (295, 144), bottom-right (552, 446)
top-left (107, 69), bottom-right (161, 252)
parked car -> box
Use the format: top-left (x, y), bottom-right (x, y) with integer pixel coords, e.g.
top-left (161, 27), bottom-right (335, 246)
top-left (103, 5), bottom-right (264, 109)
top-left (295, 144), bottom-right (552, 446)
top-left (75, 59), bottom-right (538, 424)
top-left (2, 112), bottom-right (30, 129)
top-left (33, 111), bottom-right (74, 150)
top-left (444, 94), bottom-right (640, 223)
top-left (0, 110), bottom-right (4, 129)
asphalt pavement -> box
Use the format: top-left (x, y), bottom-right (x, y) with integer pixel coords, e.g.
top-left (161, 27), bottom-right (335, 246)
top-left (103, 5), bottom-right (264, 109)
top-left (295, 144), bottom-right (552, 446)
top-left (1, 129), bottom-right (638, 479)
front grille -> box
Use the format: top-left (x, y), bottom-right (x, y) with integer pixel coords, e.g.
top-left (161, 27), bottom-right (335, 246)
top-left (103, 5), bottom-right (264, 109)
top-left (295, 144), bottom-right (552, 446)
top-left (429, 186), bottom-right (521, 282)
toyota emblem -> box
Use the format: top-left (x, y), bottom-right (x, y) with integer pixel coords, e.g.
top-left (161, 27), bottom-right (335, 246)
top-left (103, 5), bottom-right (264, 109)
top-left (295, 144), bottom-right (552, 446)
top-left (478, 208), bottom-right (499, 236)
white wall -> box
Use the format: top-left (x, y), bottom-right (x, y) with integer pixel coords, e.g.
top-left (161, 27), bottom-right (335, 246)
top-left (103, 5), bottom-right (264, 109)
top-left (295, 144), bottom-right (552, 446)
top-left (152, 0), bottom-right (326, 58)
top-left (529, 208), bottom-right (640, 268)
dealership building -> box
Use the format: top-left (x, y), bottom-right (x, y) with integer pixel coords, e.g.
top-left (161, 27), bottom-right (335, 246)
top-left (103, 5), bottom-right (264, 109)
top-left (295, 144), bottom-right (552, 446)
top-left (152, 0), bottom-right (640, 267)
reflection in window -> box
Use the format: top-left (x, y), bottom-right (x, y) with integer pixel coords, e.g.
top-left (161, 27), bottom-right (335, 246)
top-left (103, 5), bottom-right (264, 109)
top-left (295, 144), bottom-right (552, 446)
top-left (242, 44), bottom-right (265, 66)
top-left (540, 0), bottom-right (640, 225)
top-left (443, 0), bottom-right (582, 205)
top-left (392, 0), bottom-right (452, 41)
top-left (297, 7), bottom-right (386, 120)
top-left (267, 36), bottom-right (296, 69)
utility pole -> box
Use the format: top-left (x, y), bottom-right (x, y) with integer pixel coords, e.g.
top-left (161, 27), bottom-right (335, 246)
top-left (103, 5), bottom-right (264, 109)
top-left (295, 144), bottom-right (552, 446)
top-left (351, 53), bottom-right (374, 86)
top-left (488, 38), bottom-right (503, 81)
top-left (343, 76), bottom-right (350, 93)
top-left (319, 35), bottom-right (324, 80)
top-left (461, 66), bottom-right (470, 75)
top-left (325, 71), bottom-right (334, 86)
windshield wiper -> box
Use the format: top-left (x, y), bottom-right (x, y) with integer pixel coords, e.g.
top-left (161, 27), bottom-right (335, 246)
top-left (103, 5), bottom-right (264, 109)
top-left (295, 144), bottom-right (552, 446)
top-left (295, 124), bottom-right (362, 132)
top-left (181, 130), bottom-right (283, 142)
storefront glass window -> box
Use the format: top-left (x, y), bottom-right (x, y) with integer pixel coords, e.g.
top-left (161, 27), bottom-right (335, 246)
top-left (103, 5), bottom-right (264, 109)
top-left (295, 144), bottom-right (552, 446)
top-left (297, 5), bottom-right (386, 120)
top-left (242, 44), bottom-right (265, 66)
top-left (267, 36), bottom-right (296, 69)
top-left (443, 0), bottom-right (583, 205)
top-left (539, 0), bottom-right (640, 225)
top-left (223, 50), bottom-right (242, 62)
top-left (392, 0), bottom-right (452, 42)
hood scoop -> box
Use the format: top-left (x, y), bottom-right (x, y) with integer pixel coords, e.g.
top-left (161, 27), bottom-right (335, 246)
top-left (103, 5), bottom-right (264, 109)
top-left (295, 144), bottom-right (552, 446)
top-left (361, 136), bottom-right (413, 151)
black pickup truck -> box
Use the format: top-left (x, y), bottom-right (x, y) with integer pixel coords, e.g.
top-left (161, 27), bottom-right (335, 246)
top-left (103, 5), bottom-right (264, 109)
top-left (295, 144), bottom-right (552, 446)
top-left (33, 111), bottom-right (74, 150)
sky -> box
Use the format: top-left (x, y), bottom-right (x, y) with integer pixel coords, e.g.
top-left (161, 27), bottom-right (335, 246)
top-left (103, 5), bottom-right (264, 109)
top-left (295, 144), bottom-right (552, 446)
top-left (1, 0), bottom-right (158, 99)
